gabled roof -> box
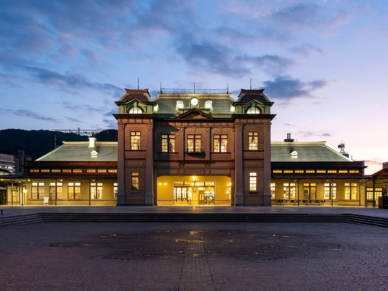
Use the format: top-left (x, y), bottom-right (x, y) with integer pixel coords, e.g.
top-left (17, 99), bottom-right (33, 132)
top-left (175, 108), bottom-right (214, 120)
top-left (36, 142), bottom-right (118, 162)
top-left (271, 142), bottom-right (353, 163)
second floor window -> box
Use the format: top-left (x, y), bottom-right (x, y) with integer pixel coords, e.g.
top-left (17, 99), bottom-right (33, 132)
top-left (132, 172), bottom-right (139, 191)
top-left (131, 131), bottom-right (141, 150)
top-left (249, 172), bottom-right (257, 191)
top-left (162, 135), bottom-right (175, 152)
top-left (249, 132), bottom-right (258, 150)
top-left (187, 134), bottom-right (201, 152)
top-left (213, 134), bottom-right (227, 152)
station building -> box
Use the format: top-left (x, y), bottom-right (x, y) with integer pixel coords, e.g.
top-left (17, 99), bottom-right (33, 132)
top-left (1, 87), bottom-right (380, 207)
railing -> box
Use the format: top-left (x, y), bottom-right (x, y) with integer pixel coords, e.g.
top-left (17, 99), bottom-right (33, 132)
top-left (160, 88), bottom-right (228, 94)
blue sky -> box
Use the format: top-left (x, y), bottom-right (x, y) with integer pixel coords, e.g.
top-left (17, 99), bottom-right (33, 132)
top-left (0, 0), bottom-right (386, 174)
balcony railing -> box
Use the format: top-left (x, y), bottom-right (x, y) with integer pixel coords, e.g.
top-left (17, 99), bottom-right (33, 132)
top-left (160, 88), bottom-right (228, 94)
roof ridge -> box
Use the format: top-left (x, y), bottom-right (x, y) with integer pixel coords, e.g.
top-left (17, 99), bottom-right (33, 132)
top-left (36, 145), bottom-right (65, 161)
top-left (323, 144), bottom-right (353, 162)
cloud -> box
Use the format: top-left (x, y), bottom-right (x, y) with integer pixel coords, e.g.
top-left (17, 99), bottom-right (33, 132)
top-left (23, 66), bottom-right (123, 97)
top-left (284, 123), bottom-right (294, 126)
top-left (297, 131), bottom-right (332, 138)
top-left (290, 43), bottom-right (323, 56)
top-left (0, 108), bottom-right (59, 123)
top-left (263, 76), bottom-right (327, 101)
top-left (67, 117), bottom-right (84, 123)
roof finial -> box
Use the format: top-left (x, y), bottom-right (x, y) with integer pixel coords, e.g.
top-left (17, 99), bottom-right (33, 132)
top-left (194, 82), bottom-right (195, 94)
top-left (250, 78), bottom-right (252, 90)
top-left (138, 77), bottom-right (139, 90)
top-left (227, 83), bottom-right (229, 94)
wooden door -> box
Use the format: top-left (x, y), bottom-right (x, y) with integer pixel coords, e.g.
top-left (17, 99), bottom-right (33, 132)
top-left (199, 191), bottom-right (205, 204)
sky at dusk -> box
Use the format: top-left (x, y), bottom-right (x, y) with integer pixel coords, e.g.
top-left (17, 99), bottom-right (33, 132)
top-left (0, 0), bottom-right (386, 174)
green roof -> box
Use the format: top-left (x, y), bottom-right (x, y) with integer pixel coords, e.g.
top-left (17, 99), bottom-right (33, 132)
top-left (35, 141), bottom-right (352, 163)
top-left (271, 142), bottom-right (353, 162)
top-left (36, 142), bottom-right (118, 162)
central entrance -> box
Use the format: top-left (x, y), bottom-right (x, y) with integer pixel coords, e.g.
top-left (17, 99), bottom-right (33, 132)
top-left (157, 175), bottom-right (231, 206)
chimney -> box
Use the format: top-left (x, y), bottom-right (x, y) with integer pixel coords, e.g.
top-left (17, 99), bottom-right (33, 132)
top-left (284, 133), bottom-right (294, 142)
top-left (88, 134), bottom-right (96, 149)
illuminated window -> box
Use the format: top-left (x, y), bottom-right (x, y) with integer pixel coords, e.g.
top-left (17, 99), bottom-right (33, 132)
top-left (52, 169), bottom-right (61, 173)
top-left (30, 169), bottom-right (39, 173)
top-left (249, 132), bottom-right (258, 150)
top-left (344, 183), bottom-right (357, 200)
top-left (226, 183), bottom-right (231, 200)
top-left (131, 131), bottom-right (141, 150)
top-left (176, 100), bottom-right (184, 110)
top-left (295, 170), bottom-right (304, 173)
top-left (367, 188), bottom-right (383, 201)
top-left (327, 170), bottom-right (337, 173)
top-left (41, 169), bottom-right (50, 173)
top-left (246, 107), bottom-right (261, 114)
top-left (324, 183), bottom-right (336, 200)
top-left (339, 170), bottom-right (348, 173)
top-left (162, 135), bottom-right (176, 152)
top-left (273, 170), bottom-right (282, 173)
top-left (187, 134), bottom-right (201, 152)
top-left (114, 183), bottom-right (118, 199)
top-left (87, 169), bottom-right (96, 173)
top-left (49, 182), bottom-right (63, 200)
top-left (132, 172), bottom-right (139, 191)
top-left (249, 173), bottom-right (257, 191)
top-left (68, 182), bottom-right (81, 199)
top-left (284, 170), bottom-right (293, 174)
top-left (205, 100), bottom-right (212, 109)
top-left (108, 169), bottom-right (117, 173)
top-left (128, 107), bottom-right (143, 114)
top-left (271, 183), bottom-right (276, 200)
top-left (213, 135), bottom-right (227, 152)
top-left (306, 170), bottom-right (315, 173)
top-left (304, 183), bottom-right (317, 200)
top-left (32, 182), bottom-right (44, 199)
top-left (283, 183), bottom-right (296, 200)
top-left (349, 170), bottom-right (359, 173)
top-left (73, 169), bottom-right (82, 173)
top-left (63, 169), bottom-right (71, 173)
top-left (91, 182), bottom-right (103, 199)
top-left (97, 169), bottom-right (106, 173)
top-left (317, 170), bottom-right (326, 173)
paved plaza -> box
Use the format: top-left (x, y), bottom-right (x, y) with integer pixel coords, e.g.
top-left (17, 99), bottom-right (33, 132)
top-left (2, 205), bottom-right (388, 219)
top-left (0, 221), bottom-right (387, 290)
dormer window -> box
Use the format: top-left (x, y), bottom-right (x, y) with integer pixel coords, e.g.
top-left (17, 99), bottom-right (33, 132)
top-left (205, 100), bottom-right (212, 110)
top-left (246, 106), bottom-right (261, 114)
top-left (128, 107), bottom-right (143, 114)
top-left (176, 100), bottom-right (184, 110)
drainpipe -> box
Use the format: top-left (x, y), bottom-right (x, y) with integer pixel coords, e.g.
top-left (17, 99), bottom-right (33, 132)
top-left (89, 179), bottom-right (91, 206)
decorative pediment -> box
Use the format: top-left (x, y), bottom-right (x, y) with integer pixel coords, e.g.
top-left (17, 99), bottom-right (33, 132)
top-left (175, 108), bottom-right (214, 120)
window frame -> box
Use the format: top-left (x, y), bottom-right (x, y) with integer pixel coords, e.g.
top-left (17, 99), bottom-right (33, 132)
top-left (128, 106), bottom-right (143, 114)
top-left (49, 182), bottom-right (63, 200)
top-left (246, 106), bottom-right (261, 114)
top-left (248, 132), bottom-right (259, 151)
top-left (90, 182), bottom-right (103, 199)
top-left (213, 134), bottom-right (227, 153)
top-left (130, 131), bottom-right (141, 151)
top-left (131, 172), bottom-right (139, 191)
top-left (344, 183), bottom-right (357, 200)
top-left (162, 134), bottom-right (176, 153)
top-left (283, 183), bottom-right (296, 200)
top-left (68, 182), bottom-right (81, 200)
top-left (31, 182), bottom-right (44, 199)
top-left (249, 172), bottom-right (257, 191)
top-left (324, 183), bottom-right (337, 200)
top-left (187, 134), bottom-right (202, 153)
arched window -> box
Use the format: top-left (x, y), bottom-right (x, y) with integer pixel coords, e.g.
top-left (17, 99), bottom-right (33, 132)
top-left (176, 100), bottom-right (184, 110)
top-left (128, 107), bottom-right (143, 114)
top-left (246, 107), bottom-right (261, 114)
top-left (205, 100), bottom-right (212, 109)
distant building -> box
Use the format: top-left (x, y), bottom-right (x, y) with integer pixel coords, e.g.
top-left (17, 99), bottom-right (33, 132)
top-left (0, 153), bottom-right (15, 175)
top-left (14, 150), bottom-right (31, 174)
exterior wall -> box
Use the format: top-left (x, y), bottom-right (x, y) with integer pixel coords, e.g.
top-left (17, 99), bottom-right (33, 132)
top-left (271, 179), bottom-right (366, 206)
top-left (157, 175), bottom-right (231, 205)
top-left (21, 178), bottom-right (117, 206)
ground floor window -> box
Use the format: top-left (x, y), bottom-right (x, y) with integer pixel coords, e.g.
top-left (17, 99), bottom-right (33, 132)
top-left (283, 183), bottom-right (296, 200)
top-left (91, 183), bottom-right (103, 199)
top-left (68, 182), bottom-right (81, 199)
top-left (303, 183), bottom-right (317, 200)
top-left (324, 183), bottom-right (336, 200)
top-left (270, 183), bottom-right (275, 200)
top-left (49, 182), bottom-right (62, 200)
top-left (173, 181), bottom-right (215, 204)
top-left (249, 173), bottom-right (257, 191)
top-left (367, 188), bottom-right (383, 201)
top-left (32, 182), bottom-right (44, 199)
top-left (345, 183), bottom-right (357, 200)
top-left (132, 172), bottom-right (139, 191)
top-left (114, 183), bottom-right (118, 199)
